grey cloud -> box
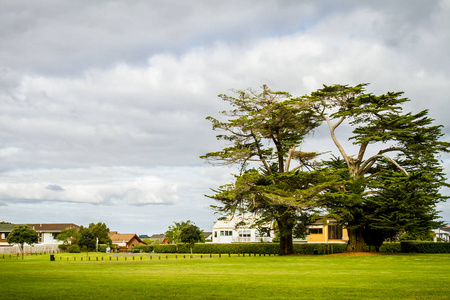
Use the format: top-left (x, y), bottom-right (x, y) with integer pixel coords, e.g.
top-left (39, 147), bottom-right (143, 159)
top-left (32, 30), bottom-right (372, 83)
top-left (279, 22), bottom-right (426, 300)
top-left (45, 184), bottom-right (64, 191)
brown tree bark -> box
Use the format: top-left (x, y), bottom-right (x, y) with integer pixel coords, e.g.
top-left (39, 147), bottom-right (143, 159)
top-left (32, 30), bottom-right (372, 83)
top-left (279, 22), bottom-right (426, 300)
top-left (277, 213), bottom-right (295, 255)
top-left (346, 226), bottom-right (367, 252)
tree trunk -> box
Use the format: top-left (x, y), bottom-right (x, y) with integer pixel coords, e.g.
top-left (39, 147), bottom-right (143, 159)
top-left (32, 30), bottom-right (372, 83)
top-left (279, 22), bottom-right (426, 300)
top-left (346, 227), bottom-right (367, 252)
top-left (277, 213), bottom-right (295, 255)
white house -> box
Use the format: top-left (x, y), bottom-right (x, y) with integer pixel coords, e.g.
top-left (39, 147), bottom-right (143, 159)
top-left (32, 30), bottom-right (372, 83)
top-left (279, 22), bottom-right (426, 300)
top-left (212, 215), bottom-right (274, 243)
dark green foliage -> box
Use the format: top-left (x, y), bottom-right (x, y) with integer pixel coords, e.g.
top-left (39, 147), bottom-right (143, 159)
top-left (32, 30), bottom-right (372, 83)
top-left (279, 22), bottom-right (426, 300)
top-left (308, 84), bottom-right (449, 252)
top-left (97, 244), bottom-right (108, 252)
top-left (7, 225), bottom-right (39, 259)
top-left (400, 242), bottom-right (450, 253)
top-left (180, 224), bottom-right (204, 254)
top-left (378, 243), bottom-right (402, 253)
top-left (153, 243), bottom-right (347, 255)
top-left (68, 244), bottom-right (81, 253)
top-left (88, 222), bottom-right (112, 245)
top-left (77, 226), bottom-right (96, 253)
top-left (202, 85), bottom-right (324, 255)
top-left (131, 245), bottom-right (154, 253)
top-left (165, 220), bottom-right (193, 244)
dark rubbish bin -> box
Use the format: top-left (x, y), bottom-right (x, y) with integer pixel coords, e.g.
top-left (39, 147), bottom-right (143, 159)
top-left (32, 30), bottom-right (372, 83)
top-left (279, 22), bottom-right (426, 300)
top-left (50, 254), bottom-right (55, 261)
top-left (313, 249), bottom-right (318, 255)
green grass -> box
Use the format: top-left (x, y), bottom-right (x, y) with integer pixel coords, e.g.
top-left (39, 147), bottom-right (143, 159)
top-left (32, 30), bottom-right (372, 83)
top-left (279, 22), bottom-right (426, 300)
top-left (1, 253), bottom-right (449, 299)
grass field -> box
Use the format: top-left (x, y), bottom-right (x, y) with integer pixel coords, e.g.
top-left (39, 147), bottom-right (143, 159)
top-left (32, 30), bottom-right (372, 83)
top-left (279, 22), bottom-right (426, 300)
top-left (1, 253), bottom-right (449, 299)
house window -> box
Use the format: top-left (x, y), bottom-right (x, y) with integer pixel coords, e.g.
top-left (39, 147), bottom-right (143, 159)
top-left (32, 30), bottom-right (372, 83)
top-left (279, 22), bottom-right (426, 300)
top-left (238, 230), bottom-right (251, 238)
top-left (328, 225), bottom-right (343, 240)
top-left (220, 231), bottom-right (232, 236)
top-left (309, 228), bottom-right (323, 234)
top-left (214, 231), bottom-right (217, 238)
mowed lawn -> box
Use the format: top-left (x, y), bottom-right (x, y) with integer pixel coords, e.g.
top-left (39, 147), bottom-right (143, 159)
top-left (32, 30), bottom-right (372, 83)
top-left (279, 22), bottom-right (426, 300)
top-left (0, 253), bottom-right (449, 299)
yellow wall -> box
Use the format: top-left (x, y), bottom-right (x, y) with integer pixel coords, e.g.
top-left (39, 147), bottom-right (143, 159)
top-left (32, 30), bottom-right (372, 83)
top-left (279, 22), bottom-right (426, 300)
top-left (306, 225), bottom-right (348, 243)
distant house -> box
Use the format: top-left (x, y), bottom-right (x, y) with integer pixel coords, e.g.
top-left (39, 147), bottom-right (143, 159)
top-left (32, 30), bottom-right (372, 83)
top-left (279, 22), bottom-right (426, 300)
top-left (212, 215), bottom-right (274, 243)
top-left (27, 223), bottom-right (80, 245)
top-left (1, 223), bottom-right (79, 247)
top-left (203, 232), bottom-right (212, 241)
top-left (109, 231), bottom-right (147, 252)
top-left (0, 223), bottom-right (16, 247)
top-left (211, 216), bottom-right (348, 244)
top-left (304, 219), bottom-right (348, 244)
top-left (435, 227), bottom-right (450, 242)
top-left (148, 234), bottom-right (168, 244)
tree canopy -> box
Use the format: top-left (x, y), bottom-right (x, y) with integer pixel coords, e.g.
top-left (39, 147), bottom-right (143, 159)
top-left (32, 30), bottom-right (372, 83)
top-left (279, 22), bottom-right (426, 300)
top-left (307, 84), bottom-right (449, 251)
top-left (7, 225), bottom-right (39, 259)
top-left (180, 224), bottom-right (204, 254)
top-left (203, 83), bottom-right (449, 253)
top-left (202, 85), bottom-right (332, 255)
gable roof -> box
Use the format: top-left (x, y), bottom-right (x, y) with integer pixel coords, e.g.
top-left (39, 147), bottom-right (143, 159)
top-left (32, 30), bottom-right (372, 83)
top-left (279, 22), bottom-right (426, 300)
top-left (109, 232), bottom-right (146, 244)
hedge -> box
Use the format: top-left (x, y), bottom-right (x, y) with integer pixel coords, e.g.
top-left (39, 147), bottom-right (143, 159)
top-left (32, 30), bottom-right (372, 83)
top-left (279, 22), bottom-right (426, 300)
top-left (400, 241), bottom-right (450, 253)
top-left (150, 243), bottom-right (347, 255)
top-left (131, 245), bottom-right (154, 253)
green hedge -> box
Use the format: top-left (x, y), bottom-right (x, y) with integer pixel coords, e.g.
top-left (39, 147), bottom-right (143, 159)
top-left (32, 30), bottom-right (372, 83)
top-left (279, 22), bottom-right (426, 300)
top-left (378, 242), bottom-right (402, 253)
top-left (400, 241), bottom-right (450, 253)
top-left (131, 245), bottom-right (154, 253)
top-left (151, 243), bottom-right (347, 255)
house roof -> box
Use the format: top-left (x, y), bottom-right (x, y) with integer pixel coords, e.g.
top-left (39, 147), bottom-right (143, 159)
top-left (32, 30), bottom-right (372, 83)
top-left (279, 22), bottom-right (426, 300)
top-left (109, 232), bottom-right (146, 245)
top-left (1, 223), bottom-right (79, 232)
top-left (27, 223), bottom-right (80, 232)
top-left (213, 215), bottom-right (273, 229)
top-left (149, 234), bottom-right (166, 239)
top-left (0, 223), bottom-right (15, 232)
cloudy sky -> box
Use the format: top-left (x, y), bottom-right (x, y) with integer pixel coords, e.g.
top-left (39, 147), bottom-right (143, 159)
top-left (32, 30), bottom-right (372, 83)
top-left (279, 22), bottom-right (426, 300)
top-left (1, 0), bottom-right (449, 235)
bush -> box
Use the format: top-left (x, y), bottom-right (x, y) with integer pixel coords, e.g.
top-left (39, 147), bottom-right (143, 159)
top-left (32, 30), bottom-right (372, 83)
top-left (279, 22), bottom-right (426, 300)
top-left (379, 243), bottom-right (401, 253)
top-left (58, 244), bottom-right (67, 251)
top-left (400, 241), bottom-right (450, 253)
top-left (68, 244), bottom-right (81, 253)
top-left (98, 244), bottom-right (108, 253)
top-left (151, 243), bottom-right (347, 255)
top-left (131, 245), bottom-right (154, 253)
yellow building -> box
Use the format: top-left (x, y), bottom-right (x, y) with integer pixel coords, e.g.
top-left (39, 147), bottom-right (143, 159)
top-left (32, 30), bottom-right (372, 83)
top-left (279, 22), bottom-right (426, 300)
top-left (306, 219), bottom-right (348, 243)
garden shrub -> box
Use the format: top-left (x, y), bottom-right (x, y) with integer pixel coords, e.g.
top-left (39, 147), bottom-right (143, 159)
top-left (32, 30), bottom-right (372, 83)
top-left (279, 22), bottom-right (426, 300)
top-left (58, 244), bottom-right (67, 251)
top-left (97, 244), bottom-right (108, 253)
top-left (68, 244), bottom-right (81, 253)
top-left (131, 245), bottom-right (154, 253)
top-left (379, 243), bottom-right (401, 253)
top-left (400, 241), bottom-right (450, 253)
top-left (151, 243), bottom-right (347, 255)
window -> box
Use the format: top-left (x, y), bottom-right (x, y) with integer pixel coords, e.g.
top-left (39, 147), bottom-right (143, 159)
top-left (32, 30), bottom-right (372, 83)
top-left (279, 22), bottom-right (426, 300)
top-left (309, 228), bottom-right (323, 234)
top-left (214, 231), bottom-right (217, 238)
top-left (328, 225), bottom-right (343, 240)
top-left (220, 231), bottom-right (233, 236)
top-left (238, 230), bottom-right (251, 238)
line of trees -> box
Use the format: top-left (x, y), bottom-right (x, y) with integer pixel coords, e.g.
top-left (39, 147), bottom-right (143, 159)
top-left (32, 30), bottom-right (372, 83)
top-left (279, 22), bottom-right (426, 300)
top-left (202, 84), bottom-right (449, 255)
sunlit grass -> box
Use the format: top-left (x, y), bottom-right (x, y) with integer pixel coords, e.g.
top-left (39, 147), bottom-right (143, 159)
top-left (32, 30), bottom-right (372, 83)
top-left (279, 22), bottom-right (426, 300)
top-left (1, 253), bottom-right (449, 299)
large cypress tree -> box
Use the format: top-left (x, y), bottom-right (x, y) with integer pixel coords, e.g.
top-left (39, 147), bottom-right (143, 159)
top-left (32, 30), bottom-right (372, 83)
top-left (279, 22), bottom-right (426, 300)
top-left (307, 84), bottom-right (449, 252)
top-left (201, 85), bottom-right (327, 255)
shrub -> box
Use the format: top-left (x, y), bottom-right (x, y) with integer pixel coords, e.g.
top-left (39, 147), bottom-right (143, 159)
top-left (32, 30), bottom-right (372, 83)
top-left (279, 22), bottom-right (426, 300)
top-left (131, 245), bottom-right (154, 253)
top-left (97, 244), bottom-right (108, 253)
top-left (400, 241), bottom-right (450, 253)
top-left (68, 244), bottom-right (81, 253)
top-left (379, 243), bottom-right (401, 253)
top-left (151, 243), bottom-right (347, 255)
top-left (58, 244), bottom-right (67, 251)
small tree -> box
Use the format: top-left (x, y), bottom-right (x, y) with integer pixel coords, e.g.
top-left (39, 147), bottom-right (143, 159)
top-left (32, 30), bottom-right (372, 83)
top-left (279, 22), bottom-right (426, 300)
top-left (165, 220), bottom-right (193, 244)
top-left (77, 226), bottom-right (96, 258)
top-left (56, 227), bottom-right (79, 246)
top-left (180, 224), bottom-right (204, 255)
top-left (7, 225), bottom-right (39, 259)
top-left (88, 222), bottom-right (112, 250)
